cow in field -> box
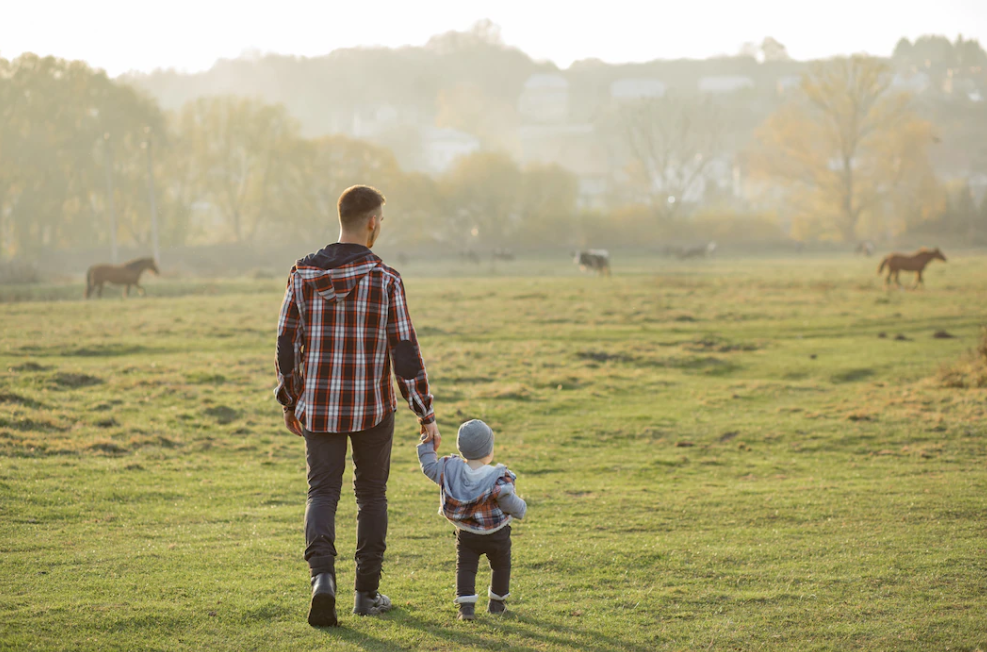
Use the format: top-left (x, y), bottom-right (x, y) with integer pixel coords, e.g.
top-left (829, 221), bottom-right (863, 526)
top-left (573, 250), bottom-right (611, 276)
top-left (676, 241), bottom-right (717, 259)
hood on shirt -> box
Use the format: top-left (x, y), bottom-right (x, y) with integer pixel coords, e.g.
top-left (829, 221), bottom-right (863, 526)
top-left (295, 243), bottom-right (382, 304)
top-left (441, 458), bottom-right (512, 504)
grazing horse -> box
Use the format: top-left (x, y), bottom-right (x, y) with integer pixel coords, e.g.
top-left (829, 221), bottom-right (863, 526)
top-left (877, 247), bottom-right (946, 289)
top-left (85, 257), bottom-right (159, 298)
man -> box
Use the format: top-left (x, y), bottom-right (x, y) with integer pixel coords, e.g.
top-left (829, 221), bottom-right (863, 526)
top-left (274, 185), bottom-right (440, 627)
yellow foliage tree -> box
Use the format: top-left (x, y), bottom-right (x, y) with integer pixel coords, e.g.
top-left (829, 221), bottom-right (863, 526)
top-left (750, 56), bottom-right (942, 241)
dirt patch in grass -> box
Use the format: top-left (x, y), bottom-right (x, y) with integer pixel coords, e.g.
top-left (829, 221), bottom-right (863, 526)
top-left (88, 440), bottom-right (127, 455)
top-left (685, 336), bottom-right (762, 353)
top-left (932, 330), bottom-right (956, 339)
top-left (0, 417), bottom-right (68, 433)
top-left (445, 375), bottom-right (495, 384)
top-left (831, 368), bottom-right (876, 383)
top-left (416, 326), bottom-right (448, 337)
top-left (0, 392), bottom-right (45, 409)
top-left (577, 350), bottom-right (639, 365)
top-left (186, 372), bottom-right (227, 385)
top-left (18, 344), bottom-right (148, 358)
top-left (673, 355), bottom-right (734, 373)
top-left (51, 372), bottom-right (103, 389)
top-left (476, 384), bottom-right (536, 401)
top-left (68, 344), bottom-right (149, 357)
top-left (203, 406), bottom-right (240, 424)
top-left (9, 361), bottom-right (52, 372)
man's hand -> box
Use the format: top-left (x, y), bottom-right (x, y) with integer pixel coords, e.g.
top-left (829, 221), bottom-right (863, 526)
top-left (284, 410), bottom-right (304, 437)
top-left (420, 421), bottom-right (441, 451)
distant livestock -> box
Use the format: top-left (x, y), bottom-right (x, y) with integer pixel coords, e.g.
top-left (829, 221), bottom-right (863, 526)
top-left (856, 241), bottom-right (875, 257)
top-left (573, 250), bottom-right (611, 276)
top-left (878, 247), bottom-right (947, 289)
top-left (85, 257), bottom-right (159, 298)
top-left (676, 242), bottom-right (717, 259)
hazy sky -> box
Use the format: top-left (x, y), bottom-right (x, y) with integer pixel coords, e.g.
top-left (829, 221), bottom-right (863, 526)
top-left (3, 0), bottom-right (986, 76)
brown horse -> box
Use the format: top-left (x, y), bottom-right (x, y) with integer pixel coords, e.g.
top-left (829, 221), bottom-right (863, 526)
top-left (85, 257), bottom-right (159, 298)
top-left (877, 247), bottom-right (947, 289)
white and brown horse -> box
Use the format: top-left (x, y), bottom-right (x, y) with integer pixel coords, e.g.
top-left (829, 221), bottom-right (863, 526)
top-left (85, 257), bottom-right (159, 298)
top-left (877, 247), bottom-right (946, 289)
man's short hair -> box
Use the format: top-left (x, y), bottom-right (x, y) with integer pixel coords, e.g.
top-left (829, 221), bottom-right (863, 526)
top-left (338, 185), bottom-right (386, 228)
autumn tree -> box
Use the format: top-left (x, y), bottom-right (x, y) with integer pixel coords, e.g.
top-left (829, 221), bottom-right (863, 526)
top-left (438, 151), bottom-right (523, 248)
top-left (516, 163), bottom-right (579, 244)
top-left (276, 134), bottom-right (405, 242)
top-left (0, 54), bottom-right (163, 257)
top-left (176, 96), bottom-right (298, 242)
top-left (750, 55), bottom-right (941, 241)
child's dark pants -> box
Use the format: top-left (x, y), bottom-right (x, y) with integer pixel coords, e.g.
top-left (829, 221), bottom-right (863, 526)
top-left (456, 525), bottom-right (512, 598)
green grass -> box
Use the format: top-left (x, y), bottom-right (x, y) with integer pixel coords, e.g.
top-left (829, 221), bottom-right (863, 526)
top-left (1, 254), bottom-right (986, 651)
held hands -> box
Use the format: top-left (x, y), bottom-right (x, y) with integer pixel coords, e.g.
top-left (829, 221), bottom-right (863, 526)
top-left (283, 410), bottom-right (304, 437)
top-left (420, 420), bottom-right (441, 451)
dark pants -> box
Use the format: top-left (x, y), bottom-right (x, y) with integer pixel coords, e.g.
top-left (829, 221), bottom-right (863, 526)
top-left (304, 411), bottom-right (394, 593)
top-left (456, 525), bottom-right (512, 598)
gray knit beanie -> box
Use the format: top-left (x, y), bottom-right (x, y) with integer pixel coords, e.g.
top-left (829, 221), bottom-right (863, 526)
top-left (457, 419), bottom-right (494, 460)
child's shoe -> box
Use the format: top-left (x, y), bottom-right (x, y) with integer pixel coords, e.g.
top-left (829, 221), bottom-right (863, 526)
top-left (455, 595), bottom-right (477, 621)
top-left (457, 603), bottom-right (475, 621)
top-left (487, 589), bottom-right (508, 615)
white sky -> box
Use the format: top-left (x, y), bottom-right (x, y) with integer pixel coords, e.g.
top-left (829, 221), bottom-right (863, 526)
top-left (2, 0), bottom-right (986, 76)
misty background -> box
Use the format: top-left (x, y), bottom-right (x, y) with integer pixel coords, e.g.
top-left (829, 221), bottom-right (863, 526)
top-left (1, 18), bottom-right (987, 279)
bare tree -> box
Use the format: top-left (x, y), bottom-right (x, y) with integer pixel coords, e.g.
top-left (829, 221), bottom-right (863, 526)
top-left (617, 95), bottom-right (725, 218)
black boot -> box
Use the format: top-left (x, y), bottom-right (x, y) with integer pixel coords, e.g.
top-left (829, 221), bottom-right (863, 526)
top-left (307, 573), bottom-right (337, 627)
top-left (353, 591), bottom-right (393, 616)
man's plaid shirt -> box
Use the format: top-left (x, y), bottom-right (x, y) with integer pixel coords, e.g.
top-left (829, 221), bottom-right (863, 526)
top-left (275, 246), bottom-right (434, 433)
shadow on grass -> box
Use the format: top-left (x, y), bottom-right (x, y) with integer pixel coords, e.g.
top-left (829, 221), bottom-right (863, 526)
top-left (313, 610), bottom-right (652, 652)
top-left (16, 343), bottom-right (171, 358)
top-left (830, 368), bottom-right (875, 383)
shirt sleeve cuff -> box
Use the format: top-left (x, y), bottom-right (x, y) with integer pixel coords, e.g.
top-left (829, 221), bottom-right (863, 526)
top-left (418, 412), bottom-right (435, 425)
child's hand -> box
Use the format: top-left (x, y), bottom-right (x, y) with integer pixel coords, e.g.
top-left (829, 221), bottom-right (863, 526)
top-left (420, 421), bottom-right (441, 452)
top-left (419, 430), bottom-right (439, 451)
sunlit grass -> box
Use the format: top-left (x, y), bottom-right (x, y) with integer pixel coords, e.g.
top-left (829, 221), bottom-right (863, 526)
top-left (1, 254), bottom-right (985, 650)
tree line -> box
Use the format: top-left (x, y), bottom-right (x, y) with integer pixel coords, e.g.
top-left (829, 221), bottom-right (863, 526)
top-left (1, 51), bottom-right (986, 262)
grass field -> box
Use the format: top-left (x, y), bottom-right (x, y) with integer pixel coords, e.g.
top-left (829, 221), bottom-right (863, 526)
top-left (1, 254), bottom-right (986, 651)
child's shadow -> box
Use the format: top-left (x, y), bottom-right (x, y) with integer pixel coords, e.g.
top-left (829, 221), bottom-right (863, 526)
top-left (395, 610), bottom-right (652, 652)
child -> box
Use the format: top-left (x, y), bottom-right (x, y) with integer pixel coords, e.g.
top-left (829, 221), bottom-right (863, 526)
top-left (417, 419), bottom-right (527, 621)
